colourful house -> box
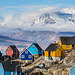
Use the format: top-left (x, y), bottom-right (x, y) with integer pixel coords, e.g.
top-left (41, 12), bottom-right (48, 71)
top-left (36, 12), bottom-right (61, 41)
top-left (28, 43), bottom-right (43, 60)
top-left (44, 43), bottom-right (64, 62)
top-left (58, 36), bottom-right (75, 50)
top-left (0, 61), bottom-right (22, 75)
top-left (70, 65), bottom-right (75, 75)
top-left (6, 45), bottom-right (19, 58)
top-left (20, 49), bottom-right (33, 63)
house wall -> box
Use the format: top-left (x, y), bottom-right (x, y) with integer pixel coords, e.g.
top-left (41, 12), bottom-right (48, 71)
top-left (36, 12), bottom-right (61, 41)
top-left (44, 51), bottom-right (49, 57)
top-left (50, 49), bottom-right (61, 57)
top-left (70, 66), bottom-right (75, 75)
top-left (20, 49), bottom-right (33, 60)
top-left (0, 63), bottom-right (4, 75)
top-left (28, 44), bottom-right (39, 54)
top-left (62, 44), bottom-right (72, 50)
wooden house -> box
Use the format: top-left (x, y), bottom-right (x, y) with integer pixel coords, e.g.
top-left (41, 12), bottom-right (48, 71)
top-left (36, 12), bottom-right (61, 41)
top-left (28, 43), bottom-right (43, 60)
top-left (44, 43), bottom-right (64, 62)
top-left (58, 36), bottom-right (75, 50)
top-left (20, 49), bottom-right (33, 63)
top-left (70, 65), bottom-right (75, 75)
top-left (0, 61), bottom-right (22, 75)
top-left (6, 45), bottom-right (19, 59)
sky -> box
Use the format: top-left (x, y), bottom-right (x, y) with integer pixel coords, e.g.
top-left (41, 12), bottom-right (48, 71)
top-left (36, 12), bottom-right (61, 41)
top-left (0, 0), bottom-right (75, 14)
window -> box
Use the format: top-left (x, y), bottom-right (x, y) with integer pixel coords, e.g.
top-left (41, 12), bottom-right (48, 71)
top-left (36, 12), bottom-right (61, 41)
top-left (67, 45), bottom-right (69, 48)
top-left (22, 55), bottom-right (25, 58)
top-left (29, 55), bottom-right (31, 58)
top-left (2, 71), bottom-right (4, 75)
top-left (7, 52), bottom-right (8, 54)
top-left (25, 51), bottom-right (28, 54)
top-left (11, 72), bottom-right (13, 75)
top-left (9, 48), bottom-right (10, 50)
top-left (32, 46), bottom-right (34, 48)
top-left (35, 50), bottom-right (37, 52)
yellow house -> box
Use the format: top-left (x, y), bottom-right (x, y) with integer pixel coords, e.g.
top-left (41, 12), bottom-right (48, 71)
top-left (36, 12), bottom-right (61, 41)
top-left (58, 36), bottom-right (75, 50)
top-left (44, 43), bottom-right (64, 61)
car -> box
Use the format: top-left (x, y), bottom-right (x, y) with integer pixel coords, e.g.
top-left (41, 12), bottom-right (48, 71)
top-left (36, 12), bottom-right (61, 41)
top-left (37, 63), bottom-right (45, 68)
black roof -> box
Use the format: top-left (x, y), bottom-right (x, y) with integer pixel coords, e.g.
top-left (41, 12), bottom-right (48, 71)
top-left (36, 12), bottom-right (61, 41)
top-left (45, 43), bottom-right (59, 51)
top-left (60, 36), bottom-right (75, 44)
top-left (10, 45), bottom-right (19, 52)
top-left (2, 61), bottom-right (21, 71)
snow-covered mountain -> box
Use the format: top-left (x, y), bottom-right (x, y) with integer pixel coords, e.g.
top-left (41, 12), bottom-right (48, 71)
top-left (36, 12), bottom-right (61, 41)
top-left (0, 7), bottom-right (75, 50)
top-left (0, 7), bottom-right (75, 32)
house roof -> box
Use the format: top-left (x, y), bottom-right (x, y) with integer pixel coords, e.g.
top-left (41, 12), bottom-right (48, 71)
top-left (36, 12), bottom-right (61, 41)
top-left (32, 43), bottom-right (42, 50)
top-left (45, 43), bottom-right (60, 51)
top-left (10, 45), bottom-right (19, 52)
top-left (20, 48), bottom-right (32, 55)
top-left (2, 61), bottom-right (21, 71)
top-left (60, 36), bottom-right (75, 45)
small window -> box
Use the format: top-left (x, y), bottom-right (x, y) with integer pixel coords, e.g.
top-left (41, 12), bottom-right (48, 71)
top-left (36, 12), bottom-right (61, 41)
top-left (11, 72), bottom-right (13, 75)
top-left (9, 48), bottom-right (10, 50)
top-left (32, 46), bottom-right (34, 48)
top-left (29, 55), bottom-right (31, 58)
top-left (67, 45), bottom-right (69, 48)
top-left (7, 52), bottom-right (8, 54)
top-left (22, 55), bottom-right (25, 58)
top-left (52, 51), bottom-right (53, 53)
top-left (35, 50), bottom-right (37, 52)
top-left (25, 51), bottom-right (28, 54)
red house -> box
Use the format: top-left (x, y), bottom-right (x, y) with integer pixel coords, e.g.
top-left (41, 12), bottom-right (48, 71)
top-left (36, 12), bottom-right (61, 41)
top-left (6, 45), bottom-right (19, 59)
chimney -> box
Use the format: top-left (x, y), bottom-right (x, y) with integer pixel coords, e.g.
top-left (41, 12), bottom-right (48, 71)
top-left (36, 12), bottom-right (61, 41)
top-left (54, 41), bottom-right (56, 44)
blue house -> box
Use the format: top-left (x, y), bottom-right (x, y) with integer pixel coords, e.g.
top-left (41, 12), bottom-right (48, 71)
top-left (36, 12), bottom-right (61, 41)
top-left (20, 49), bottom-right (33, 61)
top-left (28, 43), bottom-right (43, 55)
top-left (70, 65), bottom-right (75, 75)
top-left (0, 61), bottom-right (22, 75)
top-left (28, 43), bottom-right (43, 60)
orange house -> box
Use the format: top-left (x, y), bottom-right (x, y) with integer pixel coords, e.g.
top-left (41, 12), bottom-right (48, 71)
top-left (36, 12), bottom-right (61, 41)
top-left (44, 43), bottom-right (64, 61)
top-left (58, 36), bottom-right (75, 50)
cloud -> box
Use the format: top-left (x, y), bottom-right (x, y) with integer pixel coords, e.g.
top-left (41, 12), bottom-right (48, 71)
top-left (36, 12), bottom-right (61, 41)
top-left (0, 6), bottom-right (75, 32)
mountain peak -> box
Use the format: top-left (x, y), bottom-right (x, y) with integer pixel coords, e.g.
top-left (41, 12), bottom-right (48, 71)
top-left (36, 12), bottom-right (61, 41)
top-left (61, 7), bottom-right (75, 14)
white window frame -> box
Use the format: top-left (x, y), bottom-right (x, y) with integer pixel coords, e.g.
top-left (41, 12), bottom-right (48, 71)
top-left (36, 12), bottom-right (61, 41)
top-left (25, 51), bottom-right (28, 54)
top-left (22, 55), bottom-right (25, 58)
top-left (29, 55), bottom-right (31, 58)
